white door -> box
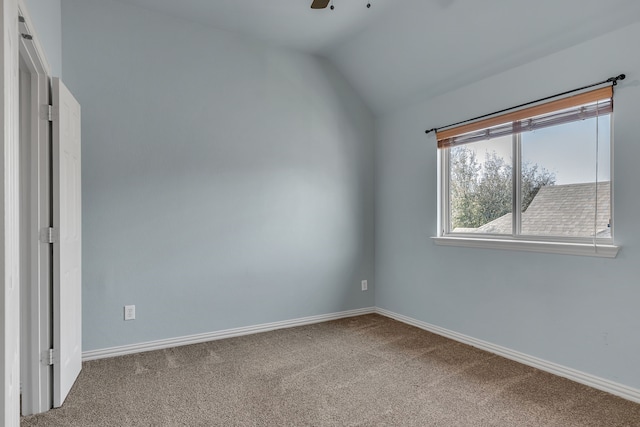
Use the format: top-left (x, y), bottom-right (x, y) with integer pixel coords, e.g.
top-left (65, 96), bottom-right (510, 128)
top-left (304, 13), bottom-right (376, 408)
top-left (52, 78), bottom-right (82, 408)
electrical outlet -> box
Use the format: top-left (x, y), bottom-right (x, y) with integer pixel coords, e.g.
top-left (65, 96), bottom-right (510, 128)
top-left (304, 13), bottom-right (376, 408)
top-left (124, 305), bottom-right (136, 321)
top-left (361, 280), bottom-right (368, 291)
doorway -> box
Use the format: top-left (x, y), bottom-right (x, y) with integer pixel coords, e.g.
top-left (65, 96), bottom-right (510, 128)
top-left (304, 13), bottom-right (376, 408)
top-left (18, 4), bottom-right (83, 416)
top-left (18, 7), bottom-right (53, 416)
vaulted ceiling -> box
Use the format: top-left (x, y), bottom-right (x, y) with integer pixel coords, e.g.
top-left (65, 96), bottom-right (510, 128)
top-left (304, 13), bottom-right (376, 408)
top-left (117, 0), bottom-right (640, 114)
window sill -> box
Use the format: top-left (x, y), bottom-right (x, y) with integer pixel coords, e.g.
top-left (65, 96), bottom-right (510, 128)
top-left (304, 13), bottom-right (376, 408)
top-left (431, 236), bottom-right (620, 258)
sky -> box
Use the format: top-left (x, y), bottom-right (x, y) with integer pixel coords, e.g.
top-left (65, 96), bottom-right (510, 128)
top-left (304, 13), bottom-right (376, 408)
top-left (523, 115), bottom-right (610, 184)
top-left (463, 114), bottom-right (611, 185)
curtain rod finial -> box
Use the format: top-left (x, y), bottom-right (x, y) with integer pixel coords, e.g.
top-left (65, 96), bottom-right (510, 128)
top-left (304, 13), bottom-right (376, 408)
top-left (608, 74), bottom-right (626, 85)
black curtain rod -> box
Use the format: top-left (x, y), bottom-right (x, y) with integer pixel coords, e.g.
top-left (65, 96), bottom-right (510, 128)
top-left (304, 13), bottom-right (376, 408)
top-left (425, 74), bottom-right (626, 135)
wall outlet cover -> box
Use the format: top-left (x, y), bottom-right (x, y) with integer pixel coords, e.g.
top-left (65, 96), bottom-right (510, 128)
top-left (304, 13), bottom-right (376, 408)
top-left (124, 305), bottom-right (136, 320)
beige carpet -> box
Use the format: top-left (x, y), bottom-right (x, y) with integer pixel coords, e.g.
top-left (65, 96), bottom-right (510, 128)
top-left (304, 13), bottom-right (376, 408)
top-left (21, 314), bottom-right (640, 426)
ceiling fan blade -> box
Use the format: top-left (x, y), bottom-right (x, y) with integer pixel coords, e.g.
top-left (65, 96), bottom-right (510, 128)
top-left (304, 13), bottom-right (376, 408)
top-left (311, 0), bottom-right (330, 9)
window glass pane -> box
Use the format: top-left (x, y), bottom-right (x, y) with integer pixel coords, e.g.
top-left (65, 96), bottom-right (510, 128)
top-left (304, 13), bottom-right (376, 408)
top-left (520, 115), bottom-right (611, 238)
top-left (449, 136), bottom-right (512, 234)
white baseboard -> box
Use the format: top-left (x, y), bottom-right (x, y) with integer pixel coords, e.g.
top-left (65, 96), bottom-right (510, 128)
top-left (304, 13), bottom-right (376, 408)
top-left (82, 307), bottom-right (375, 361)
top-left (82, 305), bottom-right (640, 404)
top-left (375, 307), bottom-right (640, 404)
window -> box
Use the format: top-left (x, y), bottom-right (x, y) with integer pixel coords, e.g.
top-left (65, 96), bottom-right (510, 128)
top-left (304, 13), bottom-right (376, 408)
top-left (435, 87), bottom-right (619, 257)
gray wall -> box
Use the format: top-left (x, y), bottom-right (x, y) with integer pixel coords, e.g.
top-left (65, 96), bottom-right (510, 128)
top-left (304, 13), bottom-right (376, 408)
top-left (375, 22), bottom-right (640, 389)
top-left (23, 0), bottom-right (62, 76)
top-left (52, 0), bottom-right (640, 394)
top-left (61, 0), bottom-right (375, 351)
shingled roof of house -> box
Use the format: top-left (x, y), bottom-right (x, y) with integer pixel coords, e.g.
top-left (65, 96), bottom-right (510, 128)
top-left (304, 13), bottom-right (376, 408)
top-left (472, 182), bottom-right (611, 237)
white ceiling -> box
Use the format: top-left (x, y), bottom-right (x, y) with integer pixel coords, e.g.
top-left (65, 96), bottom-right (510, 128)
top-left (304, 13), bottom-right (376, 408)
top-left (115, 0), bottom-right (395, 52)
top-left (117, 0), bottom-right (640, 114)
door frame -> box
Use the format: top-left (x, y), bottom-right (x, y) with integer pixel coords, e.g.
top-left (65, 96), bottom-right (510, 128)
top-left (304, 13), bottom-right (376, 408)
top-left (1, 0), bottom-right (20, 424)
top-left (18, 0), bottom-right (53, 416)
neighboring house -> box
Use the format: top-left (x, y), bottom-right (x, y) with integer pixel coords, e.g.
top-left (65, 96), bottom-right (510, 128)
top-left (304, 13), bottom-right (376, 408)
top-left (462, 182), bottom-right (611, 237)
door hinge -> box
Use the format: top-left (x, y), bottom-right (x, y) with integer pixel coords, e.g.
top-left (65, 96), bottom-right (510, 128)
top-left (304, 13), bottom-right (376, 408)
top-left (40, 227), bottom-right (59, 244)
top-left (44, 348), bottom-right (55, 366)
top-left (47, 105), bottom-right (53, 122)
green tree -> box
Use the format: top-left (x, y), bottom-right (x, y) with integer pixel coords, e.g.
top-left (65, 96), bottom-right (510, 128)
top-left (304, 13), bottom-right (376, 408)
top-left (450, 146), bottom-right (555, 229)
top-left (450, 146), bottom-right (481, 228)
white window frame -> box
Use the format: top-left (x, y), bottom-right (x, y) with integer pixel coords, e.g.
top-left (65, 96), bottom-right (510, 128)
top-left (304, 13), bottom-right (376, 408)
top-left (433, 113), bottom-right (620, 258)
